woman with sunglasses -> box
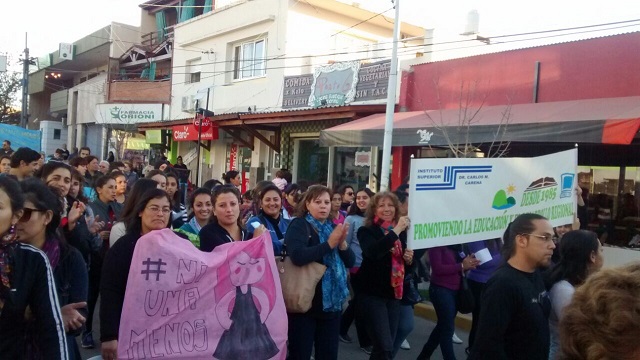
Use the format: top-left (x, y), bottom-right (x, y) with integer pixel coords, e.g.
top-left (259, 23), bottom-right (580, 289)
top-left (0, 176), bottom-right (68, 359)
top-left (17, 179), bottom-right (88, 360)
top-left (337, 185), bottom-right (355, 212)
top-left (101, 188), bottom-right (185, 360)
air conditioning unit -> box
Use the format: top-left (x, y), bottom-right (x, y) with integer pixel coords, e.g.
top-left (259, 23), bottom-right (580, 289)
top-left (181, 95), bottom-right (197, 113)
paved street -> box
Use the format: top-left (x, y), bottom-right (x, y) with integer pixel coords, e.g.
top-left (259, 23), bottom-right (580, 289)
top-left (79, 300), bottom-right (469, 360)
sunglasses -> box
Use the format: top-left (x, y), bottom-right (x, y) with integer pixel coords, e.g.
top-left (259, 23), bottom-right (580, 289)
top-left (20, 208), bottom-right (47, 222)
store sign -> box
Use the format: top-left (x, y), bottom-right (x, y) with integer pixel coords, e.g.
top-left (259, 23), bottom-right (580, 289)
top-left (172, 124), bottom-right (218, 142)
top-left (308, 61), bottom-right (360, 108)
top-left (145, 130), bottom-right (163, 144)
top-left (282, 60), bottom-right (391, 109)
top-left (96, 103), bottom-right (163, 124)
top-left (229, 144), bottom-right (238, 171)
top-left (282, 74), bottom-right (314, 108)
top-left (354, 151), bottom-right (371, 167)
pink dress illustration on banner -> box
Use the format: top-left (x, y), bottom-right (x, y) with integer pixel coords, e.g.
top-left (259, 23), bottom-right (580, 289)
top-left (213, 250), bottom-right (278, 360)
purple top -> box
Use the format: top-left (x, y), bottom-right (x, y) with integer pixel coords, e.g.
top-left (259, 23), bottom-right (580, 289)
top-left (466, 240), bottom-right (502, 284)
top-left (429, 246), bottom-right (461, 291)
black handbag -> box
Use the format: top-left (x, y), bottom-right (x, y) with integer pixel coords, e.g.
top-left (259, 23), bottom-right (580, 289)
top-left (401, 272), bottom-right (423, 306)
top-left (456, 273), bottom-right (475, 314)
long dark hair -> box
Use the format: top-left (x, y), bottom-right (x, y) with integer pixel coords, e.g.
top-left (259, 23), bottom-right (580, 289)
top-left (124, 188), bottom-right (172, 236)
top-left (120, 179), bottom-right (158, 225)
top-left (0, 176), bottom-right (24, 225)
top-left (69, 167), bottom-right (89, 204)
top-left (211, 185), bottom-right (243, 228)
top-left (502, 213), bottom-right (548, 260)
top-left (36, 161), bottom-right (72, 181)
top-left (164, 171), bottom-right (181, 206)
top-left (347, 188), bottom-right (375, 216)
top-left (257, 184), bottom-right (283, 217)
top-left (20, 179), bottom-right (65, 243)
top-left (188, 187), bottom-right (213, 221)
top-left (546, 230), bottom-right (600, 287)
top-left (223, 170), bottom-right (240, 184)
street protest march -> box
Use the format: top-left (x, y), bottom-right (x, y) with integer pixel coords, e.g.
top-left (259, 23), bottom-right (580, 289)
top-left (118, 230), bottom-right (287, 360)
top-left (408, 149), bottom-right (578, 249)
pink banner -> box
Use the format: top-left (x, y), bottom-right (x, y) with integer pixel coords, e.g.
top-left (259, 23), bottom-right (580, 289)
top-left (118, 230), bottom-right (287, 359)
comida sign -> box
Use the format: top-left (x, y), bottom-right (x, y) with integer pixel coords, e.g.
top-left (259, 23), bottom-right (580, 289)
top-left (95, 103), bottom-right (164, 124)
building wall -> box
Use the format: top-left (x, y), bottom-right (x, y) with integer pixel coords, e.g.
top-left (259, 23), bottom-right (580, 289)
top-left (402, 32), bottom-right (640, 111)
top-left (281, 118), bottom-right (347, 170)
top-left (39, 121), bottom-right (68, 156)
top-left (170, 0), bottom-right (287, 120)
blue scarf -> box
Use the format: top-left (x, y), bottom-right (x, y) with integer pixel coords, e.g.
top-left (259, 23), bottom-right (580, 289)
top-left (188, 216), bottom-right (203, 234)
top-left (305, 213), bottom-right (349, 312)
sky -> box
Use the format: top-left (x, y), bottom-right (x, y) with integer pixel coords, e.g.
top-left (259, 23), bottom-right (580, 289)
top-left (1, 0), bottom-right (639, 67)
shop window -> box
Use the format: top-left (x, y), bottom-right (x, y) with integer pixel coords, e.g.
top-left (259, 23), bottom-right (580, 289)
top-left (331, 147), bottom-right (371, 191)
top-left (295, 139), bottom-right (329, 184)
top-left (233, 38), bottom-right (266, 80)
top-left (53, 129), bottom-right (61, 140)
top-left (578, 166), bottom-right (640, 248)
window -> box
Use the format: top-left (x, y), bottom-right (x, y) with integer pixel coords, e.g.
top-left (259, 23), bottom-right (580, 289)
top-left (53, 129), bottom-right (61, 140)
top-left (186, 58), bottom-right (201, 84)
top-left (233, 39), bottom-right (266, 80)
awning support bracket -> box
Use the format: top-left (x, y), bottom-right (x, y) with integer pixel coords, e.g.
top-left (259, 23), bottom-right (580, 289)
top-left (242, 124), bottom-right (280, 153)
top-left (222, 128), bottom-right (254, 150)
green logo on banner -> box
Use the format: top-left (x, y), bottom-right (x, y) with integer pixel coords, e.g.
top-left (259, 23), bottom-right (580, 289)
top-left (492, 184), bottom-right (516, 210)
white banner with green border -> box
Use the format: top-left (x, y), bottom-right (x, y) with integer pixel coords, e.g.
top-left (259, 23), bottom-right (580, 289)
top-left (408, 149), bottom-right (578, 249)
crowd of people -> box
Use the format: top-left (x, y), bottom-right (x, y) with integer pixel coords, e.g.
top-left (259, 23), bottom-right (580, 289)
top-left (0, 141), bottom-right (639, 360)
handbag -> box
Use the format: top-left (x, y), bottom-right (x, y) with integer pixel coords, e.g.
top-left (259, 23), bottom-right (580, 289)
top-left (401, 272), bottom-right (423, 306)
top-left (456, 272), bottom-right (475, 314)
top-left (276, 220), bottom-right (327, 313)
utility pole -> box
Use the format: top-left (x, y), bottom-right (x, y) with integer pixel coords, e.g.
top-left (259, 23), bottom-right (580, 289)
top-left (379, 0), bottom-right (400, 191)
top-left (19, 33), bottom-right (34, 129)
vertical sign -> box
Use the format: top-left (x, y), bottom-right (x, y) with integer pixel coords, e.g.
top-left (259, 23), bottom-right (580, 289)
top-left (229, 144), bottom-right (238, 171)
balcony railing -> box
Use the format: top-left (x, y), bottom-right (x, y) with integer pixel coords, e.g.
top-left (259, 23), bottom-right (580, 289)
top-left (108, 79), bottom-right (171, 103)
top-left (50, 89), bottom-right (69, 112)
top-left (141, 27), bottom-right (174, 47)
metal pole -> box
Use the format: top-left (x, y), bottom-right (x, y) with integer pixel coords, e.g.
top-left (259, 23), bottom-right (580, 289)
top-left (20, 33), bottom-right (29, 128)
top-left (195, 88), bottom-right (210, 187)
top-left (379, 0), bottom-right (400, 191)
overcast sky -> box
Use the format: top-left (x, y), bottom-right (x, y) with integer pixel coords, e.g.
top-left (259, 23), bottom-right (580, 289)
top-left (1, 0), bottom-right (639, 66)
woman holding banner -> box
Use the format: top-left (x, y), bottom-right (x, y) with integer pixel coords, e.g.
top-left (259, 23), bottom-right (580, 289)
top-left (355, 191), bottom-right (414, 359)
top-left (246, 183), bottom-right (291, 255)
top-left (100, 188), bottom-right (177, 360)
top-left (285, 185), bottom-right (355, 360)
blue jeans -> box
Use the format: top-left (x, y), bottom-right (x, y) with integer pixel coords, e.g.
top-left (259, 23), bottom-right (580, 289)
top-left (418, 284), bottom-right (458, 360)
top-left (391, 304), bottom-right (414, 357)
top-left (287, 311), bottom-right (341, 360)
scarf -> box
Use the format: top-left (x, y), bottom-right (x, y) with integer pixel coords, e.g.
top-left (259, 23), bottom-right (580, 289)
top-left (0, 228), bottom-right (19, 315)
top-left (188, 216), bottom-right (203, 234)
top-left (282, 198), bottom-right (295, 217)
top-left (305, 213), bottom-right (349, 312)
top-left (374, 216), bottom-right (405, 299)
top-left (42, 238), bottom-right (61, 270)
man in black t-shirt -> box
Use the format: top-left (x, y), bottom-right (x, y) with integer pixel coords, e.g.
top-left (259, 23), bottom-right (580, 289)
top-left (468, 213), bottom-right (556, 360)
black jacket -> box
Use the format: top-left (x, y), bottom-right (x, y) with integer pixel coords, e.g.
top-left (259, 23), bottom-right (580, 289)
top-left (284, 218), bottom-right (355, 316)
top-left (0, 243), bottom-right (68, 359)
top-left (355, 225), bottom-right (409, 299)
top-left (199, 222), bottom-right (249, 252)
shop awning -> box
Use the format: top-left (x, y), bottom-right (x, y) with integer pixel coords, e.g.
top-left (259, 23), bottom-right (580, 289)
top-left (320, 96), bottom-right (640, 147)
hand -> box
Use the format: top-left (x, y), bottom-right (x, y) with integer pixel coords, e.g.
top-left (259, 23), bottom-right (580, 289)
top-left (462, 255), bottom-right (481, 271)
top-left (89, 215), bottom-right (105, 235)
top-left (338, 223), bottom-right (350, 250)
top-left (61, 302), bottom-right (86, 332)
top-left (393, 216), bottom-right (411, 234)
top-left (575, 186), bottom-right (585, 206)
top-left (403, 249), bottom-right (414, 264)
top-left (99, 231), bottom-right (111, 241)
top-left (328, 223), bottom-right (349, 249)
top-left (67, 201), bottom-right (86, 225)
top-left (252, 224), bottom-right (268, 238)
top-left (101, 339), bottom-right (118, 360)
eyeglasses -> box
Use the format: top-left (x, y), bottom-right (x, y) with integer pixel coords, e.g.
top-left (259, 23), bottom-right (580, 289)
top-left (521, 233), bottom-right (554, 242)
top-left (145, 206), bottom-right (171, 215)
top-left (20, 208), bottom-right (47, 222)
top-left (346, 192), bottom-right (354, 196)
